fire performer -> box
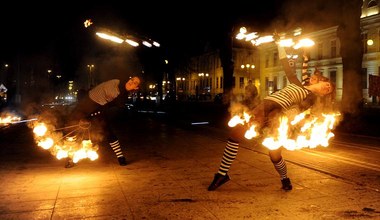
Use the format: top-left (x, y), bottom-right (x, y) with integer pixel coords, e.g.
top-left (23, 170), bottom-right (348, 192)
top-left (64, 76), bottom-right (141, 168)
top-left (208, 43), bottom-right (335, 191)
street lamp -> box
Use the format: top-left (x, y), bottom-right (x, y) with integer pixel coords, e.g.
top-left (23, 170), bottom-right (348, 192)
top-left (87, 64), bottom-right (94, 89)
top-left (175, 77), bottom-right (186, 101)
top-left (241, 64), bottom-right (255, 80)
top-left (176, 77), bottom-right (186, 92)
top-left (198, 73), bottom-right (210, 99)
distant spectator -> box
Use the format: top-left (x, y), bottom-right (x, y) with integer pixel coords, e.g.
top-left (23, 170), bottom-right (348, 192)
top-left (243, 79), bottom-right (259, 108)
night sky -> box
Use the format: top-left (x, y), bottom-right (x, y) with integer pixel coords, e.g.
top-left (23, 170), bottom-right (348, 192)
top-left (0, 1), bottom-right (286, 82)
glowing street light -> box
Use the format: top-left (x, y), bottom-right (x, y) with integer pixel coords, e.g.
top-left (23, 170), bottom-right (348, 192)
top-left (241, 64), bottom-right (255, 80)
top-left (87, 64), bottom-right (94, 88)
top-left (240, 64), bottom-right (255, 69)
top-left (176, 77), bottom-right (186, 93)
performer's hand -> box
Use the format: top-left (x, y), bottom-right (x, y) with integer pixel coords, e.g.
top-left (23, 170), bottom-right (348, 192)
top-left (273, 32), bottom-right (280, 43)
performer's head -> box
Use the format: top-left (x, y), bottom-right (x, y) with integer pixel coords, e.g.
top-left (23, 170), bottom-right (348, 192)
top-left (308, 81), bottom-right (335, 96)
top-left (309, 69), bottom-right (325, 85)
top-left (125, 76), bottom-right (141, 91)
top-left (309, 74), bottom-right (320, 85)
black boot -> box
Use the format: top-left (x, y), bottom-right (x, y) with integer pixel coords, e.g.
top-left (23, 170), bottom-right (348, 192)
top-left (208, 173), bottom-right (230, 191)
top-left (281, 177), bottom-right (293, 191)
top-left (117, 156), bottom-right (127, 166)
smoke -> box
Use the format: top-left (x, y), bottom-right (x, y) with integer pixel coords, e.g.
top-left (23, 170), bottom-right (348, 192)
top-left (228, 95), bottom-right (250, 117)
top-left (255, 0), bottom-right (343, 35)
top-left (77, 46), bottom-right (142, 88)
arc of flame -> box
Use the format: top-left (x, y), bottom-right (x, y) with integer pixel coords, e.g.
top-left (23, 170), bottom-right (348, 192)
top-left (229, 110), bottom-right (340, 151)
top-left (32, 122), bottom-right (99, 164)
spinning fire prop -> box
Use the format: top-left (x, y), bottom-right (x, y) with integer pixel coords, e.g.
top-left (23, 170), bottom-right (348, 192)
top-left (31, 121), bottom-right (99, 164)
top-left (235, 27), bottom-right (314, 49)
top-left (1, 111), bottom-right (100, 164)
top-left (228, 110), bottom-right (340, 151)
top-left (1, 113), bottom-right (37, 130)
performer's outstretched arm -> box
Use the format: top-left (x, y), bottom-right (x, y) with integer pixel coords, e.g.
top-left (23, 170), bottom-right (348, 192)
top-left (277, 44), bottom-right (303, 87)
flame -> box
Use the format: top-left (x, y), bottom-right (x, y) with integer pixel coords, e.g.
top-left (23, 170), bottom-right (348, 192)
top-left (293, 38), bottom-right (315, 49)
top-left (96, 32), bottom-right (124, 44)
top-left (290, 112), bottom-right (306, 125)
top-left (0, 114), bottom-right (21, 124)
top-left (33, 123), bottom-right (47, 136)
top-left (56, 148), bottom-right (68, 160)
top-left (228, 112), bottom-right (259, 139)
top-left (236, 27), bottom-right (314, 49)
top-left (278, 39), bottom-right (295, 47)
top-left (262, 112), bottom-right (340, 151)
top-left (72, 140), bottom-right (99, 163)
top-left (31, 121), bottom-right (99, 164)
top-left (252, 35), bottom-right (274, 46)
top-left (37, 137), bottom-right (54, 150)
top-left (84, 19), bottom-right (93, 28)
top-left (228, 110), bottom-right (340, 151)
top-left (228, 112), bottom-right (251, 127)
top-left (244, 124), bottom-right (258, 139)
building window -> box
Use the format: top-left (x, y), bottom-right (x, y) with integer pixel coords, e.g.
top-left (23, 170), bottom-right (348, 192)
top-left (216, 77), bottom-right (219, 89)
top-left (368, 0), bottom-right (377, 8)
top-left (318, 43), bottom-right (323, 60)
top-left (265, 77), bottom-right (269, 91)
top-left (265, 54), bottom-right (269, 68)
top-left (273, 51), bottom-right (278, 66)
top-left (232, 77), bottom-right (236, 88)
top-left (239, 77), bottom-right (244, 88)
top-left (331, 40), bottom-right (337, 58)
top-left (330, 70), bottom-right (337, 85)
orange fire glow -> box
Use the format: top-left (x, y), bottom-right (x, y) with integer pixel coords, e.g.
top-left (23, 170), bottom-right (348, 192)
top-left (31, 122), bottom-right (99, 164)
top-left (228, 111), bottom-right (340, 150)
top-left (0, 114), bottom-right (21, 125)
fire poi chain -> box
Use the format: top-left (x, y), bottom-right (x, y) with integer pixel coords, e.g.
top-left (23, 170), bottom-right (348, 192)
top-left (228, 110), bottom-right (340, 151)
top-left (32, 121), bottom-right (99, 164)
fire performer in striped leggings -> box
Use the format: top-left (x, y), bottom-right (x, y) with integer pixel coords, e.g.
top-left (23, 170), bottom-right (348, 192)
top-left (65, 76), bottom-right (141, 168)
top-left (208, 44), bottom-right (335, 191)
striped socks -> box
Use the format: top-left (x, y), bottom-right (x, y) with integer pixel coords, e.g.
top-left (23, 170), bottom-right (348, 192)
top-left (217, 139), bottom-right (239, 176)
top-left (272, 157), bottom-right (288, 180)
top-left (109, 140), bottom-right (124, 158)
